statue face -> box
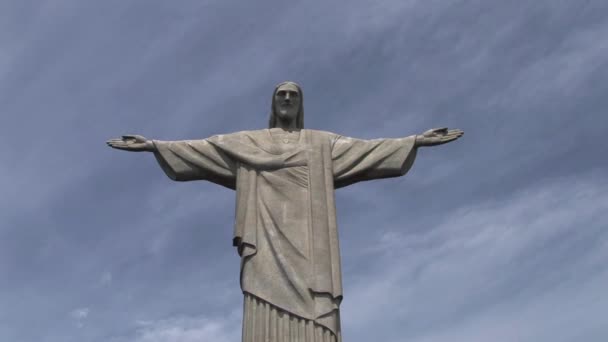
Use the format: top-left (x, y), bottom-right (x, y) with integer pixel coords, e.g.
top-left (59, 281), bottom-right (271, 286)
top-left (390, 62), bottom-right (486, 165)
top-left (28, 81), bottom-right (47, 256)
top-left (273, 83), bottom-right (301, 122)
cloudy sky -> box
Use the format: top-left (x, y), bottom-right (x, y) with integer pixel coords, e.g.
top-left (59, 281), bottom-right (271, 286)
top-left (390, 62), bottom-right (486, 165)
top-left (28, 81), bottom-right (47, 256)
top-left (1, 0), bottom-right (607, 341)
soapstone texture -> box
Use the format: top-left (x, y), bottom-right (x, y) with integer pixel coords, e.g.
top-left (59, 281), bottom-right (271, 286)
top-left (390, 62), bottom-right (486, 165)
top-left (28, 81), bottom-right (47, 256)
top-left (106, 81), bottom-right (463, 342)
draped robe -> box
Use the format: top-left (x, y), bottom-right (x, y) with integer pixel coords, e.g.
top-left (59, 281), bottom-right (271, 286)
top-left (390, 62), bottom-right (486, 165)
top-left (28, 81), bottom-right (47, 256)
top-left (152, 128), bottom-right (418, 342)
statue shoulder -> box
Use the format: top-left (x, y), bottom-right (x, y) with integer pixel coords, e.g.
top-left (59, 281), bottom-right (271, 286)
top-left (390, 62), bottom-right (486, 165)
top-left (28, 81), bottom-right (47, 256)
top-left (207, 129), bottom-right (266, 141)
top-left (305, 129), bottom-right (340, 140)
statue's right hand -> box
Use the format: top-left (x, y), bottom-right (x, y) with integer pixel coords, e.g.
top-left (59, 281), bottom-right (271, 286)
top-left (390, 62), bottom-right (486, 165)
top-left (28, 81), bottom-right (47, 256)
top-left (106, 135), bottom-right (155, 152)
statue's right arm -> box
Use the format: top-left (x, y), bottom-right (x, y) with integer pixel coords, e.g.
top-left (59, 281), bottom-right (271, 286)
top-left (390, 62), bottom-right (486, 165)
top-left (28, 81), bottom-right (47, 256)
top-left (107, 134), bottom-right (236, 189)
top-left (151, 137), bottom-right (238, 189)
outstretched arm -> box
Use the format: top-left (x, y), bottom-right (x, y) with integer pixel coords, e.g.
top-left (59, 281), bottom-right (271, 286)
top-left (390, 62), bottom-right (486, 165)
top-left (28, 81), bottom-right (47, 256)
top-left (414, 128), bottom-right (464, 147)
top-left (331, 127), bottom-right (463, 188)
top-left (106, 134), bottom-right (237, 189)
top-left (331, 133), bottom-right (418, 188)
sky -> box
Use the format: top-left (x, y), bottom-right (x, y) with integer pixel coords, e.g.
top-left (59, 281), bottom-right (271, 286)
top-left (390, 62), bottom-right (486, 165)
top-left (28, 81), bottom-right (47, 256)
top-left (0, 0), bottom-right (607, 341)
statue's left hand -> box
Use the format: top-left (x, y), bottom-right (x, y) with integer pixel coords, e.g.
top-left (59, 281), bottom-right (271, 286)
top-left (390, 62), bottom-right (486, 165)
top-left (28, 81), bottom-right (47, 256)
top-left (415, 128), bottom-right (464, 147)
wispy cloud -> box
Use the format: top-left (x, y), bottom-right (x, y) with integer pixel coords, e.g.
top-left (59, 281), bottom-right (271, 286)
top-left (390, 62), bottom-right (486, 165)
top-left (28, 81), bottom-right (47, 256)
top-left (110, 311), bottom-right (241, 342)
top-left (341, 171), bottom-right (608, 341)
top-left (70, 307), bottom-right (90, 328)
top-left (99, 271), bottom-right (113, 287)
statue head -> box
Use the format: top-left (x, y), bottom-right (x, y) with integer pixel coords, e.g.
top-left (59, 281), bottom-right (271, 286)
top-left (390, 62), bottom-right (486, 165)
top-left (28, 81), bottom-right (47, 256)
top-left (269, 81), bottom-right (304, 129)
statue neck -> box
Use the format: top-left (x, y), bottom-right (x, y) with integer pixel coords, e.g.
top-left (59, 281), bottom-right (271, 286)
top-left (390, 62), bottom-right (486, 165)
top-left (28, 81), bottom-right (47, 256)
top-left (274, 117), bottom-right (298, 131)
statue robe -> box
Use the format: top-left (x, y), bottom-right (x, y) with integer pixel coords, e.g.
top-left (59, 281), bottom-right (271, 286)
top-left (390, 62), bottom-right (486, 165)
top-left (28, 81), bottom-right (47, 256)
top-left (152, 128), bottom-right (417, 342)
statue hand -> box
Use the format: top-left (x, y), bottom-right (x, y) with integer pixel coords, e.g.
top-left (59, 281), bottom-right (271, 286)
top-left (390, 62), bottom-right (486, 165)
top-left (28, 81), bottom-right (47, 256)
top-left (415, 127), bottom-right (464, 147)
top-left (106, 135), bottom-right (155, 152)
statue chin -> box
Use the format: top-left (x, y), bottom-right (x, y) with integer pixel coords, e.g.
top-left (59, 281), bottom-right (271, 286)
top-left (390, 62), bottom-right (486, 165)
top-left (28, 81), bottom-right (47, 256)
top-left (277, 110), bottom-right (296, 120)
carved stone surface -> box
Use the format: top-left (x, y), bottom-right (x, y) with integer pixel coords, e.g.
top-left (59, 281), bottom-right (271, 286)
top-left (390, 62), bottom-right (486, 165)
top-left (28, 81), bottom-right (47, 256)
top-left (106, 81), bottom-right (463, 342)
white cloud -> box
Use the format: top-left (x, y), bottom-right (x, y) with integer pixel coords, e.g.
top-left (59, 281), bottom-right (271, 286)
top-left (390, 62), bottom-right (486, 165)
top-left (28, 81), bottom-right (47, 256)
top-left (70, 307), bottom-right (89, 320)
top-left (70, 307), bottom-right (90, 328)
top-left (490, 24), bottom-right (608, 110)
top-left (112, 311), bottom-right (241, 342)
top-left (100, 271), bottom-right (113, 287)
top-left (341, 172), bottom-right (608, 342)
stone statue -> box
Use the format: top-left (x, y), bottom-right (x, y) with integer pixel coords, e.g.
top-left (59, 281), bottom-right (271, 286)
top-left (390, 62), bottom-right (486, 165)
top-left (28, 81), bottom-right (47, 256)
top-left (107, 81), bottom-right (463, 342)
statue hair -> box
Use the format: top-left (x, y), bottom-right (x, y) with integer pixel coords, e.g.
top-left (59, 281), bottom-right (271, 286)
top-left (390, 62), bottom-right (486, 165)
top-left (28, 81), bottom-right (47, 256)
top-left (268, 81), bottom-right (304, 129)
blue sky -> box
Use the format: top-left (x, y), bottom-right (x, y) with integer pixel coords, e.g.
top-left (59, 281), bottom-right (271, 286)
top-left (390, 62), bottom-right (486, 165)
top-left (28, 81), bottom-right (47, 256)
top-left (1, 0), bottom-right (607, 341)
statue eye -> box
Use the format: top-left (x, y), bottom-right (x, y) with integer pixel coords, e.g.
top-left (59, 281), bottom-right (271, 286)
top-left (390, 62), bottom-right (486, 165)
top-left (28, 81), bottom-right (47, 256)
top-left (276, 91), bottom-right (286, 97)
top-left (290, 91), bottom-right (299, 98)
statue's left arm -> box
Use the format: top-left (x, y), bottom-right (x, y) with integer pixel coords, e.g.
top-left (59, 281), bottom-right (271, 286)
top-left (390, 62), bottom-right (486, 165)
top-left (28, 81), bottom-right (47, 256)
top-left (330, 128), bottom-right (463, 188)
top-left (331, 134), bottom-right (417, 189)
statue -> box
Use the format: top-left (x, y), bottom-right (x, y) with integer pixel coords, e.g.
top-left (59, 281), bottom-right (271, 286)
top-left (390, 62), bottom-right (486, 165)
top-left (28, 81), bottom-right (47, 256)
top-left (107, 81), bottom-right (463, 342)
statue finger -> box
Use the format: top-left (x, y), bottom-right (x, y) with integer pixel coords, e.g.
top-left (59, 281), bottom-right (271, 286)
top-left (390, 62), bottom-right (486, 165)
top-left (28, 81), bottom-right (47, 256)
top-left (109, 141), bottom-right (134, 148)
top-left (108, 144), bottom-right (128, 150)
top-left (448, 129), bottom-right (463, 134)
top-left (116, 144), bottom-right (141, 150)
top-left (129, 134), bottom-right (147, 142)
top-left (440, 133), bottom-right (457, 140)
top-left (423, 128), bottom-right (442, 137)
top-left (122, 135), bottom-right (138, 141)
top-left (441, 135), bottom-right (459, 142)
top-left (445, 133), bottom-right (462, 139)
top-left (446, 130), bottom-right (463, 137)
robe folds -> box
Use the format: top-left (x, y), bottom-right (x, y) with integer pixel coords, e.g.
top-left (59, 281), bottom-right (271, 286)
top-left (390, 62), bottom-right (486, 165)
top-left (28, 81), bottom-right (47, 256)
top-left (152, 128), bottom-right (417, 341)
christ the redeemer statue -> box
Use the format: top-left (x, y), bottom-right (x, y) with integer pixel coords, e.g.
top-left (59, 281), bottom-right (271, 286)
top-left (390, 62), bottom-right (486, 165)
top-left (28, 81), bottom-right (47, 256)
top-left (107, 81), bottom-right (463, 342)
